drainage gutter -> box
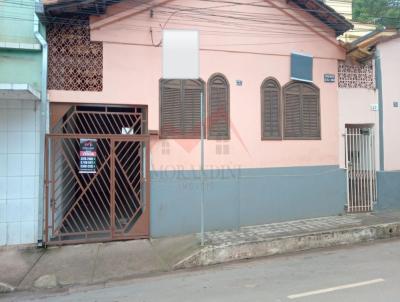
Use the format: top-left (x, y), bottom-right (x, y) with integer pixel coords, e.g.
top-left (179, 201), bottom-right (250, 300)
top-left (375, 50), bottom-right (384, 171)
top-left (33, 4), bottom-right (48, 246)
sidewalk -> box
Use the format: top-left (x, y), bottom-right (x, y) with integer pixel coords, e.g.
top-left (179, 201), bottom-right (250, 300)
top-left (176, 211), bottom-right (400, 268)
top-left (0, 234), bottom-right (199, 292)
top-left (1, 211), bottom-right (400, 293)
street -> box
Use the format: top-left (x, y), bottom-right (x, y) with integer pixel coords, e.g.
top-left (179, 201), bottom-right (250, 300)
top-left (3, 239), bottom-right (399, 302)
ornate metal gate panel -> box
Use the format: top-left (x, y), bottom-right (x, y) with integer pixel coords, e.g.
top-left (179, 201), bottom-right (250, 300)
top-left (44, 105), bottom-right (149, 245)
top-left (112, 137), bottom-right (149, 239)
top-left (345, 125), bottom-right (377, 213)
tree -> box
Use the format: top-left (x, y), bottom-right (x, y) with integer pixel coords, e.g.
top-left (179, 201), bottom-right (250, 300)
top-left (353, 0), bottom-right (400, 28)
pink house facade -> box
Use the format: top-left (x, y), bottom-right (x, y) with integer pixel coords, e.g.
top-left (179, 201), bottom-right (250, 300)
top-left (39, 0), bottom-right (352, 243)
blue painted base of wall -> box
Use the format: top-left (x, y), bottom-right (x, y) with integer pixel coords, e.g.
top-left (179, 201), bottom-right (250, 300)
top-left (377, 171), bottom-right (400, 211)
top-left (150, 165), bottom-right (347, 237)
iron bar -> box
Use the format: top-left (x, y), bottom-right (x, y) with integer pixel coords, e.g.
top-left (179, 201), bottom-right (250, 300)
top-left (200, 90), bottom-right (205, 246)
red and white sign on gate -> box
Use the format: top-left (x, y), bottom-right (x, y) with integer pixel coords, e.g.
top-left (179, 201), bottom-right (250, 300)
top-left (79, 138), bottom-right (97, 173)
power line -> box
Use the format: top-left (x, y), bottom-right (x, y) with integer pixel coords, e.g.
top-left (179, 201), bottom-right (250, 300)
top-left (0, 1), bottom-right (383, 56)
top-left (0, 14), bottom-right (343, 39)
top-left (0, 0), bottom-right (360, 20)
top-left (0, 0), bottom-right (392, 40)
top-left (1, 11), bottom-right (374, 39)
top-left (0, 0), bottom-right (377, 32)
top-left (0, 1), bottom-right (350, 36)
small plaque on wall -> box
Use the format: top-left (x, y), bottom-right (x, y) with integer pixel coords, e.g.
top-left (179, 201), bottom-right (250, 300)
top-left (370, 104), bottom-right (379, 111)
top-left (324, 74), bottom-right (335, 83)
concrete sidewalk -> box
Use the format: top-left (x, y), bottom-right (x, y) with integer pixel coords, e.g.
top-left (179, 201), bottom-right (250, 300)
top-left (2, 211), bottom-right (400, 293)
top-left (0, 235), bottom-right (200, 292)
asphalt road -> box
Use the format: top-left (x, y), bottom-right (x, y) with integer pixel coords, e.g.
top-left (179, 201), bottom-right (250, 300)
top-left (3, 239), bottom-right (400, 302)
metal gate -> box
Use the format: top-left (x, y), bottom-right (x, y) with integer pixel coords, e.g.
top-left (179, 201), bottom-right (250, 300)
top-left (345, 125), bottom-right (377, 212)
top-left (44, 105), bottom-right (150, 245)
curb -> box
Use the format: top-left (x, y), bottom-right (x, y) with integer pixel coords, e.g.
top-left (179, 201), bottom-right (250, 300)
top-left (175, 222), bottom-right (400, 269)
top-left (0, 282), bottom-right (15, 294)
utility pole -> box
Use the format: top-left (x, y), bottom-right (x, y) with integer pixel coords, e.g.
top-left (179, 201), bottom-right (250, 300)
top-left (200, 90), bottom-right (205, 246)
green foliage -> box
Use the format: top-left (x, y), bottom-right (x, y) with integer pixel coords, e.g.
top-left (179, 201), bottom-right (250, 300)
top-left (353, 0), bottom-right (400, 28)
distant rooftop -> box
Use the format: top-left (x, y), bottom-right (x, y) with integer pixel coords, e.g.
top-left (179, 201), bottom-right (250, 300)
top-left (346, 29), bottom-right (399, 61)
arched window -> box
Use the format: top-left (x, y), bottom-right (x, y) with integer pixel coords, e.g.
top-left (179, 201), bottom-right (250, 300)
top-left (261, 77), bottom-right (281, 140)
top-left (207, 73), bottom-right (230, 140)
top-left (283, 81), bottom-right (320, 139)
top-left (159, 79), bottom-right (204, 139)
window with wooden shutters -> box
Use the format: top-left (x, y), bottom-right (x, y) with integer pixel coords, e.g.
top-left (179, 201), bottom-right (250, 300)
top-left (261, 77), bottom-right (281, 140)
top-left (283, 81), bottom-right (320, 140)
top-left (159, 79), bottom-right (204, 139)
top-left (207, 74), bottom-right (230, 140)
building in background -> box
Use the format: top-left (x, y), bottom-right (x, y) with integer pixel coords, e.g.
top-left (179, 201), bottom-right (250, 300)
top-left (323, 0), bottom-right (377, 42)
top-left (0, 0), bottom-right (47, 245)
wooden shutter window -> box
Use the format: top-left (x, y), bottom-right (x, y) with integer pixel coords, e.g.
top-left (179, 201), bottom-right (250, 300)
top-left (261, 77), bottom-right (281, 140)
top-left (283, 81), bottom-right (320, 140)
top-left (160, 79), bottom-right (182, 138)
top-left (301, 85), bottom-right (320, 138)
top-left (207, 73), bottom-right (230, 140)
top-left (283, 82), bottom-right (302, 138)
top-left (160, 79), bottom-right (204, 139)
top-left (183, 80), bottom-right (203, 138)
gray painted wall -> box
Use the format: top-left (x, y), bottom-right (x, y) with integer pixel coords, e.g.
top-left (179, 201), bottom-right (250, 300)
top-left (150, 165), bottom-right (346, 237)
top-left (377, 171), bottom-right (400, 211)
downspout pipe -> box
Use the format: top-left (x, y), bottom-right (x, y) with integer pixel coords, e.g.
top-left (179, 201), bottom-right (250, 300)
top-left (34, 5), bottom-right (48, 247)
top-left (375, 49), bottom-right (385, 172)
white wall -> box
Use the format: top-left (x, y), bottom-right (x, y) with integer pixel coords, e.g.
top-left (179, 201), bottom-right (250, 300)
top-left (378, 38), bottom-right (400, 171)
top-left (338, 88), bottom-right (380, 169)
top-left (0, 99), bottom-right (40, 245)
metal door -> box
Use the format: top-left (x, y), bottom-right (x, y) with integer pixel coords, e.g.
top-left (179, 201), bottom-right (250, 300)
top-left (345, 125), bottom-right (377, 212)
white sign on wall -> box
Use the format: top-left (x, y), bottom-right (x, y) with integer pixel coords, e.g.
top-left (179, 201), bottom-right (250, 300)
top-left (370, 104), bottom-right (379, 111)
top-left (163, 30), bottom-right (199, 79)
